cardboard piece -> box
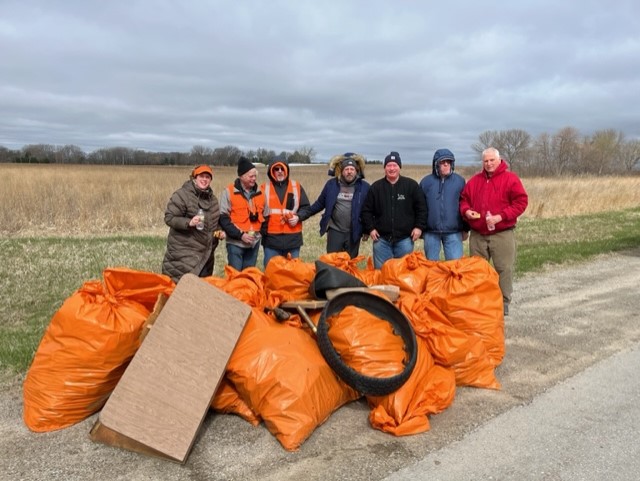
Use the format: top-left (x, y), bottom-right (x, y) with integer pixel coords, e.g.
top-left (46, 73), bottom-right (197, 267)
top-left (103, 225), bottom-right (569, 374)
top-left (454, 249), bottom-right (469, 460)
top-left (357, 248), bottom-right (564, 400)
top-left (90, 274), bottom-right (251, 463)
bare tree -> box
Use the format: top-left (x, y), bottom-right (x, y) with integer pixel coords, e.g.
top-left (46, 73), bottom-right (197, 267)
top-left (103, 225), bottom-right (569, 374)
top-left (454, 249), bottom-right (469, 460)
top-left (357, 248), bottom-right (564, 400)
top-left (473, 129), bottom-right (531, 171)
top-left (212, 145), bottom-right (242, 166)
top-left (55, 144), bottom-right (86, 164)
top-left (619, 139), bottom-right (640, 172)
top-left (0, 146), bottom-right (15, 163)
top-left (529, 132), bottom-right (553, 175)
top-left (190, 145), bottom-right (214, 166)
top-left (582, 129), bottom-right (625, 174)
top-left (22, 144), bottom-right (57, 163)
top-left (297, 146), bottom-right (316, 163)
top-left (551, 127), bottom-right (581, 175)
top-left (497, 129), bottom-right (531, 172)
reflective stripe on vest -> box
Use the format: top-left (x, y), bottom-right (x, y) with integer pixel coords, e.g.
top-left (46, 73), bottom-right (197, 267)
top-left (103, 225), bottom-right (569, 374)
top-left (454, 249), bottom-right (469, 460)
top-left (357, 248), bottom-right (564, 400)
top-left (263, 180), bottom-right (302, 234)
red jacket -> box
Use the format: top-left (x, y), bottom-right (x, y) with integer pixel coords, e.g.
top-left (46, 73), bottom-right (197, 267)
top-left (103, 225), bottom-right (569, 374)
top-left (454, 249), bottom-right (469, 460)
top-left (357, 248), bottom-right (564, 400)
top-left (459, 160), bottom-right (528, 235)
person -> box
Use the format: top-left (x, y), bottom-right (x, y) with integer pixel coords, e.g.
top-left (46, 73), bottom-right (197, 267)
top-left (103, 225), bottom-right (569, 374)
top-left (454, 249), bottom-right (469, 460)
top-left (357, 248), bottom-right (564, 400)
top-left (419, 148), bottom-right (469, 261)
top-left (260, 155), bottom-right (311, 268)
top-left (162, 164), bottom-right (224, 282)
top-left (219, 156), bottom-right (264, 271)
top-left (361, 151), bottom-right (427, 269)
top-left (459, 147), bottom-right (529, 316)
top-left (297, 153), bottom-right (370, 258)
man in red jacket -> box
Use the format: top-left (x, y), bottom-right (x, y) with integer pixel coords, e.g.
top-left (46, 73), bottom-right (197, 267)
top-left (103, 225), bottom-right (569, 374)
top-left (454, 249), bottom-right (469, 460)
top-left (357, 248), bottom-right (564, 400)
top-left (459, 147), bottom-right (529, 316)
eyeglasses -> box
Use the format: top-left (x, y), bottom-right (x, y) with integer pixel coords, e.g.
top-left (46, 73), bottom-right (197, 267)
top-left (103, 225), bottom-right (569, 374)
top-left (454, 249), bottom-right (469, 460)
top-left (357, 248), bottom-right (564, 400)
top-left (273, 167), bottom-right (285, 172)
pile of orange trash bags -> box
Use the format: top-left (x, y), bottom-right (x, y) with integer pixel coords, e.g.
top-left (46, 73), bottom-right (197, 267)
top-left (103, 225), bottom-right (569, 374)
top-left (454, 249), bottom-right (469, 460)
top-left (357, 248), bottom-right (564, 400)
top-left (23, 251), bottom-right (504, 451)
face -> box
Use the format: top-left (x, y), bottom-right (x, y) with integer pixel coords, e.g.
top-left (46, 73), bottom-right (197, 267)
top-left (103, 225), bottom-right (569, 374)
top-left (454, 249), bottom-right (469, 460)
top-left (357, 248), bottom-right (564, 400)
top-left (482, 151), bottom-right (501, 175)
top-left (341, 165), bottom-right (357, 182)
top-left (384, 162), bottom-right (400, 182)
top-left (438, 160), bottom-right (452, 175)
top-left (272, 164), bottom-right (287, 182)
top-left (240, 168), bottom-right (258, 189)
top-left (195, 173), bottom-right (212, 190)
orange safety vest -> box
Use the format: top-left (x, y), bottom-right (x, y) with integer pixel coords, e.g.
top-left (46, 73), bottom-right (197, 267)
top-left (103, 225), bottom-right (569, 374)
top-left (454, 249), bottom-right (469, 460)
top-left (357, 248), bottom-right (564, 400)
top-left (226, 184), bottom-right (265, 233)
top-left (262, 180), bottom-right (302, 234)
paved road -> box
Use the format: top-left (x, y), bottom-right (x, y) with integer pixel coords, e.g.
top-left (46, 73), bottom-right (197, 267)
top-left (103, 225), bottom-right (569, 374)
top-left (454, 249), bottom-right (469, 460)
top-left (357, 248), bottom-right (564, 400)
top-left (2, 249), bottom-right (640, 480)
top-left (386, 342), bottom-right (640, 481)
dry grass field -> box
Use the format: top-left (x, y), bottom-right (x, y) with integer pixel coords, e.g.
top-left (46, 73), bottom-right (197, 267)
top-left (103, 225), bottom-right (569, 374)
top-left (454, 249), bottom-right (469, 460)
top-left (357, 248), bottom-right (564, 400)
top-left (2, 163), bottom-right (639, 238)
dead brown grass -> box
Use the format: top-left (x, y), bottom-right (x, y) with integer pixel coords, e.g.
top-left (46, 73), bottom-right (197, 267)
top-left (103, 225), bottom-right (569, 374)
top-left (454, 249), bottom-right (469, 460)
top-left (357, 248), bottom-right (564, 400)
top-left (1, 163), bottom-right (639, 237)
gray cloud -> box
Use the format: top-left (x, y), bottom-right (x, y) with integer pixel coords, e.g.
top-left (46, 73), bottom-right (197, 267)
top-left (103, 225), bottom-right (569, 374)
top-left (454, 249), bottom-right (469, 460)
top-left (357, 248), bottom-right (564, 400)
top-left (1, 0), bottom-right (639, 164)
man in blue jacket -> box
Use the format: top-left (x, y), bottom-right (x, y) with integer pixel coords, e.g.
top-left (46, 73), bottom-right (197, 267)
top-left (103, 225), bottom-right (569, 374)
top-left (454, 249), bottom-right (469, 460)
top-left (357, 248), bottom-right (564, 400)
top-left (298, 153), bottom-right (370, 258)
top-left (419, 148), bottom-right (468, 260)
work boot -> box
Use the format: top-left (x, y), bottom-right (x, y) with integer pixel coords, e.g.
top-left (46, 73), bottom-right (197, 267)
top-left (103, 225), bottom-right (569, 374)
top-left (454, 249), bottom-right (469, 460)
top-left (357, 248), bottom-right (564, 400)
top-left (504, 302), bottom-right (509, 316)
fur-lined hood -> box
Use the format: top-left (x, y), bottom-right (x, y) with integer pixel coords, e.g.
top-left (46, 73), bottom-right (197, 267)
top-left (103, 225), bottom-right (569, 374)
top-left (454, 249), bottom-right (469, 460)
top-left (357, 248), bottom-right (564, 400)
top-left (327, 152), bottom-right (366, 179)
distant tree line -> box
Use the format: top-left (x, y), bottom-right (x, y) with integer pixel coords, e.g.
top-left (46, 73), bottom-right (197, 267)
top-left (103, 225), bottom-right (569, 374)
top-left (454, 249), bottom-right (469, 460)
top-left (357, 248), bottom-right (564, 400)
top-left (0, 144), bottom-right (317, 168)
top-left (473, 127), bottom-right (640, 175)
top-left (2, 126), bottom-right (639, 175)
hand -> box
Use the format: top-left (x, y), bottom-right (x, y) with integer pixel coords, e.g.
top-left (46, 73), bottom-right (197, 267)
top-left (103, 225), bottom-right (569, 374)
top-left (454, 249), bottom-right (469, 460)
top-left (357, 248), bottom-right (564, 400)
top-left (189, 216), bottom-right (200, 227)
top-left (362, 234), bottom-right (369, 242)
top-left (466, 210), bottom-right (481, 220)
top-left (369, 229), bottom-right (380, 241)
top-left (486, 213), bottom-right (502, 229)
top-left (287, 214), bottom-right (299, 227)
top-left (410, 228), bottom-right (422, 242)
top-left (240, 232), bottom-right (254, 244)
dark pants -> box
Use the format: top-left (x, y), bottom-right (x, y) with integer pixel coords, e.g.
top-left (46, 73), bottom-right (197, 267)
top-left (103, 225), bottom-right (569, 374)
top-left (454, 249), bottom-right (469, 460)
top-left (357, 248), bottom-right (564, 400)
top-left (198, 253), bottom-right (215, 278)
top-left (326, 228), bottom-right (360, 259)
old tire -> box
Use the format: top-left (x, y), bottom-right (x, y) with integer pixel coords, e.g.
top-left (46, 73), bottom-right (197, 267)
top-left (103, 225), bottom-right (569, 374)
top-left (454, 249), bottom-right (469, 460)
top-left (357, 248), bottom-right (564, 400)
top-left (316, 291), bottom-right (417, 396)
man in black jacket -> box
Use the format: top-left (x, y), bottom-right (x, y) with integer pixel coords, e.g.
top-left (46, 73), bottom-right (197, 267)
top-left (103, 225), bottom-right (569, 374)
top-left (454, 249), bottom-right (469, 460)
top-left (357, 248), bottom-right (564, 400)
top-left (361, 151), bottom-right (427, 269)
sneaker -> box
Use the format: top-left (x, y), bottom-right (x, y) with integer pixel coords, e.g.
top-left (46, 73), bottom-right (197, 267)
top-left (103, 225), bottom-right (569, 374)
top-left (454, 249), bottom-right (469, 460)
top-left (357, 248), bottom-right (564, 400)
top-left (504, 303), bottom-right (509, 316)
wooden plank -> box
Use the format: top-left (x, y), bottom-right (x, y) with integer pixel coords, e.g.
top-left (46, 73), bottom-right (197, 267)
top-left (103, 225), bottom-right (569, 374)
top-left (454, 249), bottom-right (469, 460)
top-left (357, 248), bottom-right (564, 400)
top-left (138, 292), bottom-right (168, 343)
top-left (280, 299), bottom-right (327, 310)
top-left (94, 274), bottom-right (251, 463)
top-left (325, 285), bottom-right (400, 302)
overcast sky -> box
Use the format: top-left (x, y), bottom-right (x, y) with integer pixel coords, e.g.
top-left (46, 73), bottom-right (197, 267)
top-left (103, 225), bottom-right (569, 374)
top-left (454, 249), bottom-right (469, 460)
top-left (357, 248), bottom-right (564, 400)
top-left (1, 1), bottom-right (639, 165)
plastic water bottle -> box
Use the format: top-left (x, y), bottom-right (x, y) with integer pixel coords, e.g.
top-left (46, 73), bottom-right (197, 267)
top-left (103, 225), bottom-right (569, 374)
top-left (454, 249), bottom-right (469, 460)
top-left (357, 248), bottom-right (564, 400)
top-left (196, 208), bottom-right (205, 231)
top-left (486, 210), bottom-right (495, 231)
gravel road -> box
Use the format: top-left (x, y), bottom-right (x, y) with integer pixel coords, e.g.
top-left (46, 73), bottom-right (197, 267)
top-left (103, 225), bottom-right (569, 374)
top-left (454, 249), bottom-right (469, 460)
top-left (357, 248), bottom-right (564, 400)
top-left (2, 249), bottom-right (639, 481)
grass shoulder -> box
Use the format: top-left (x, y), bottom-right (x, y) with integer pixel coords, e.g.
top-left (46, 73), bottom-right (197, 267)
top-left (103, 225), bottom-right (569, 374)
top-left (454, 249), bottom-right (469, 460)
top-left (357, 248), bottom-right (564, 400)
top-left (1, 207), bottom-right (639, 374)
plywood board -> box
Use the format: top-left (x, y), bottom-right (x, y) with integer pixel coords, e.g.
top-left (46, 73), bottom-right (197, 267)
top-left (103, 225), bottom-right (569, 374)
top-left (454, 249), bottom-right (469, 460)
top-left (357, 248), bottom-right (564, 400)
top-left (95, 274), bottom-right (251, 463)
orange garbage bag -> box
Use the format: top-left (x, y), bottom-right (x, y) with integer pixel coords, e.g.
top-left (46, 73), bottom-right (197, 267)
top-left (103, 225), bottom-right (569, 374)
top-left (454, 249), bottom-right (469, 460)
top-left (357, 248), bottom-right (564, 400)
top-left (380, 251), bottom-right (435, 295)
top-left (397, 294), bottom-right (473, 366)
top-left (450, 336), bottom-right (501, 389)
top-left (318, 251), bottom-right (362, 270)
top-left (326, 305), bottom-right (406, 378)
top-left (211, 377), bottom-right (261, 426)
top-left (23, 268), bottom-right (174, 432)
top-left (398, 293), bottom-right (501, 390)
top-left (226, 309), bottom-right (360, 451)
top-left (206, 265), bottom-right (267, 307)
top-left (264, 255), bottom-right (316, 302)
top-left (426, 257), bottom-right (505, 366)
top-left (368, 337), bottom-right (456, 436)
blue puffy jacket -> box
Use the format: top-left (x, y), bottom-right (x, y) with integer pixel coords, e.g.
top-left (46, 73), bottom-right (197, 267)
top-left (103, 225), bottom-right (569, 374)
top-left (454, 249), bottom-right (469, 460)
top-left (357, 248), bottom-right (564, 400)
top-left (419, 148), bottom-right (468, 234)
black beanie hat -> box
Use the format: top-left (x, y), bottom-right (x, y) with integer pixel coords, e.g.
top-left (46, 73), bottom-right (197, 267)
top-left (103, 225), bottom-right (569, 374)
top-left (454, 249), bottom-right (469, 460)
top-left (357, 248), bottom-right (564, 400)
top-left (237, 156), bottom-right (255, 176)
top-left (384, 151), bottom-right (401, 168)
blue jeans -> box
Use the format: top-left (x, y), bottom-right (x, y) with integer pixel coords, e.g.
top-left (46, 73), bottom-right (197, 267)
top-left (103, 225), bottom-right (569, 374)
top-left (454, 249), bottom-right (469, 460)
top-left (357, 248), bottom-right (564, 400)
top-left (424, 232), bottom-right (464, 261)
top-left (372, 237), bottom-right (414, 269)
top-left (263, 246), bottom-right (300, 269)
top-left (226, 242), bottom-right (260, 271)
